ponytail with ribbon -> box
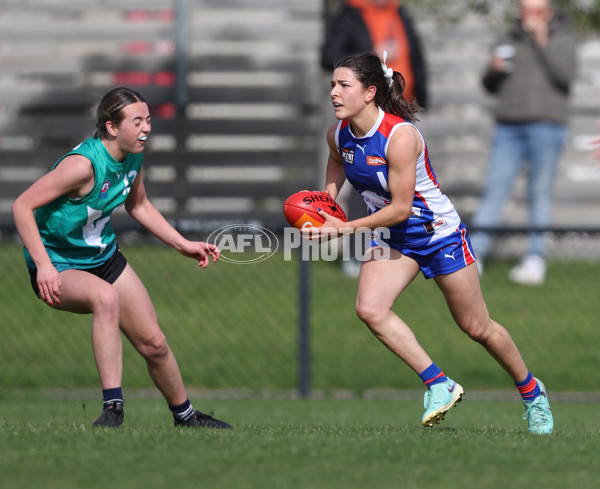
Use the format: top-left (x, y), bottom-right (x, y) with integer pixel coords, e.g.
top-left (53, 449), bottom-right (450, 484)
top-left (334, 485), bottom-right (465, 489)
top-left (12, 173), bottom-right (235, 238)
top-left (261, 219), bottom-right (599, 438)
top-left (381, 51), bottom-right (394, 87)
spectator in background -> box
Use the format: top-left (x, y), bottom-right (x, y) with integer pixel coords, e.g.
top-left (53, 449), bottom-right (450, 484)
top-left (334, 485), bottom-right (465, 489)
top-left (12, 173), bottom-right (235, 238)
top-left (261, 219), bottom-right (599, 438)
top-left (321, 0), bottom-right (428, 109)
top-left (320, 0), bottom-right (428, 276)
top-left (470, 0), bottom-right (577, 285)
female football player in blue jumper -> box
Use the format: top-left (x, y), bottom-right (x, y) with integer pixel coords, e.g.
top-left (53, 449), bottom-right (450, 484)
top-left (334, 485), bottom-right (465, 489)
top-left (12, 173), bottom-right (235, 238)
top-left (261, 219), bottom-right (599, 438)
top-left (12, 87), bottom-right (231, 429)
top-left (311, 53), bottom-right (553, 434)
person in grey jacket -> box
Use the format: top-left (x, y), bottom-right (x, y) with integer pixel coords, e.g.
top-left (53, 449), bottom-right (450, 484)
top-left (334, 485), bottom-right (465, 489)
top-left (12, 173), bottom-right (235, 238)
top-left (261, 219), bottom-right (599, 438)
top-left (470, 0), bottom-right (577, 285)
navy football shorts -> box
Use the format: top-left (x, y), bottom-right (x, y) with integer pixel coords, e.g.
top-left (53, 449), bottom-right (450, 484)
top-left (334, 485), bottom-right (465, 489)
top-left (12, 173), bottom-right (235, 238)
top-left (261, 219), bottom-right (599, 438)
top-left (372, 223), bottom-right (477, 279)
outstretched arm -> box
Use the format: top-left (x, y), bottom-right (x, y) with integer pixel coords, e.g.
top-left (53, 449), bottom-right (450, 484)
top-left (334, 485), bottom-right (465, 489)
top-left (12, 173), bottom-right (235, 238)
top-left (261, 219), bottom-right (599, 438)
top-left (125, 170), bottom-right (219, 268)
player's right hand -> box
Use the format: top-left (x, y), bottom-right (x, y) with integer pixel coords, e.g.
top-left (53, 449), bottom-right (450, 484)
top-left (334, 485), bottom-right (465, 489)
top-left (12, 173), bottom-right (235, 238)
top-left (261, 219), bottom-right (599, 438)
top-left (36, 263), bottom-right (61, 306)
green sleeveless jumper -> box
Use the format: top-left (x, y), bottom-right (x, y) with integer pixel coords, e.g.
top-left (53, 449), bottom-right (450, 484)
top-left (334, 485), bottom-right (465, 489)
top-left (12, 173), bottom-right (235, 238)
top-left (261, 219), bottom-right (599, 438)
top-left (24, 137), bottom-right (143, 271)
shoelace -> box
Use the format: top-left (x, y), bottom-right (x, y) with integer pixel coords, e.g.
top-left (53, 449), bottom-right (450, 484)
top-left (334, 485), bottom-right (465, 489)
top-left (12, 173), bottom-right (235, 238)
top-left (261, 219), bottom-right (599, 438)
top-left (522, 399), bottom-right (550, 421)
top-left (104, 401), bottom-right (123, 412)
top-left (424, 385), bottom-right (449, 409)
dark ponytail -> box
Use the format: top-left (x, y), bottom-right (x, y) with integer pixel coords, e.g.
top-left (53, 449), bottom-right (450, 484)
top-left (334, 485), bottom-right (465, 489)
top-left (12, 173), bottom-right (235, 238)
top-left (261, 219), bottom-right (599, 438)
top-left (382, 70), bottom-right (421, 123)
top-left (334, 53), bottom-right (421, 123)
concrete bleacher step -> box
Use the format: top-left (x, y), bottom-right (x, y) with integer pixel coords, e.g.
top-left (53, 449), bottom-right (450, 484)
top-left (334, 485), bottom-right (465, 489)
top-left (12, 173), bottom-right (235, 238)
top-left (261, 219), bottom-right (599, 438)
top-left (0, 0), bottom-right (324, 226)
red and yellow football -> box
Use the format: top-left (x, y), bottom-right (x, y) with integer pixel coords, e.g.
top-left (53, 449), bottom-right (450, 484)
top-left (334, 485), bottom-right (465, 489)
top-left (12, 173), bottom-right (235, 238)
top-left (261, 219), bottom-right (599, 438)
top-left (283, 190), bottom-right (347, 229)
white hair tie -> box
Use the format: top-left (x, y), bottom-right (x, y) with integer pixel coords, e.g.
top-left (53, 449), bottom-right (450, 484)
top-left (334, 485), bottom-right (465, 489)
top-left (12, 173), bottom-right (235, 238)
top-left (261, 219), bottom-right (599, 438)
top-left (381, 51), bottom-right (393, 86)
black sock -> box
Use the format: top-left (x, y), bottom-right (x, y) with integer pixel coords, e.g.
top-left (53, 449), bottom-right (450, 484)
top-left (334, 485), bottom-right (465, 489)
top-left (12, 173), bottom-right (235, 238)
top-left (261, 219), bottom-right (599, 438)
top-left (102, 387), bottom-right (123, 408)
top-left (169, 398), bottom-right (195, 421)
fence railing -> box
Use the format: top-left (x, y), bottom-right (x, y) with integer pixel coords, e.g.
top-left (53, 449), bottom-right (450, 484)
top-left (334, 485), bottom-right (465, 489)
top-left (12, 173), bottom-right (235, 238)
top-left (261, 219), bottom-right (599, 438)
top-left (2, 226), bottom-right (599, 395)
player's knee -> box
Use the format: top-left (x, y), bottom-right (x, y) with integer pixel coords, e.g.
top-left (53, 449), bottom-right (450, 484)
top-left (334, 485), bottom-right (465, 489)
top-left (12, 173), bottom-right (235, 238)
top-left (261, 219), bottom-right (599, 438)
top-left (93, 287), bottom-right (120, 319)
top-left (461, 317), bottom-right (492, 344)
top-left (355, 300), bottom-right (386, 326)
top-left (138, 332), bottom-right (169, 362)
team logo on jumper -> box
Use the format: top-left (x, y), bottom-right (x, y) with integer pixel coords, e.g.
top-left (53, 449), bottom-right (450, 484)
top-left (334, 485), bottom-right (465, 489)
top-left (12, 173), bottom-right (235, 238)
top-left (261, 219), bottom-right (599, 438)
top-left (367, 156), bottom-right (387, 166)
top-left (423, 217), bottom-right (448, 234)
top-left (99, 180), bottom-right (111, 200)
top-left (341, 147), bottom-right (354, 165)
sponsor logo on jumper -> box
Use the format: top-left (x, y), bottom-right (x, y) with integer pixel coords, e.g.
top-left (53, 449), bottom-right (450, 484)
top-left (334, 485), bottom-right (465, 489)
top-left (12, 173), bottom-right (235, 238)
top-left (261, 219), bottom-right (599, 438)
top-left (423, 217), bottom-right (447, 234)
top-left (367, 156), bottom-right (387, 166)
top-left (356, 143), bottom-right (366, 154)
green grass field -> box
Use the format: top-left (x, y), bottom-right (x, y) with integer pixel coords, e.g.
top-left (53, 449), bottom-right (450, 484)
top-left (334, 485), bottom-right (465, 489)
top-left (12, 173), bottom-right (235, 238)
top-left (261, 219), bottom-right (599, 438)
top-left (1, 240), bottom-right (600, 488)
top-left (1, 242), bottom-right (598, 391)
top-left (1, 392), bottom-right (599, 489)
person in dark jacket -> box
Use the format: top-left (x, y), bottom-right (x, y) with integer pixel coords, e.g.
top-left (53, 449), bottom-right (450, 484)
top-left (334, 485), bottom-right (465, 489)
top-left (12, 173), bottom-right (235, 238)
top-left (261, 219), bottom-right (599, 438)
top-left (321, 0), bottom-right (428, 109)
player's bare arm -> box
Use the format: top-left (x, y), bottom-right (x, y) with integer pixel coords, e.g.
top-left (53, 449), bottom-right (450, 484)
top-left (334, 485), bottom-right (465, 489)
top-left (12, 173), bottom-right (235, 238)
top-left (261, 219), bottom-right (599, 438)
top-left (323, 123), bottom-right (347, 199)
top-left (12, 155), bottom-right (95, 305)
top-left (125, 169), bottom-right (218, 268)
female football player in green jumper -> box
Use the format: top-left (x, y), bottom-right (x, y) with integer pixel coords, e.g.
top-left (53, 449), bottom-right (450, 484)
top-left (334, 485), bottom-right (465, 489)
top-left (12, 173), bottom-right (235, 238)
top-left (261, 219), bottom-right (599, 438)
top-left (12, 87), bottom-right (231, 429)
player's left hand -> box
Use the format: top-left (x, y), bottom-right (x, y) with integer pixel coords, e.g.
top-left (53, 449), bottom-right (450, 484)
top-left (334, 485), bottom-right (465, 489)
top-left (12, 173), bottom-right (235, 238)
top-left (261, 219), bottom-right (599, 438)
top-left (300, 208), bottom-right (349, 240)
top-left (180, 240), bottom-right (220, 268)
